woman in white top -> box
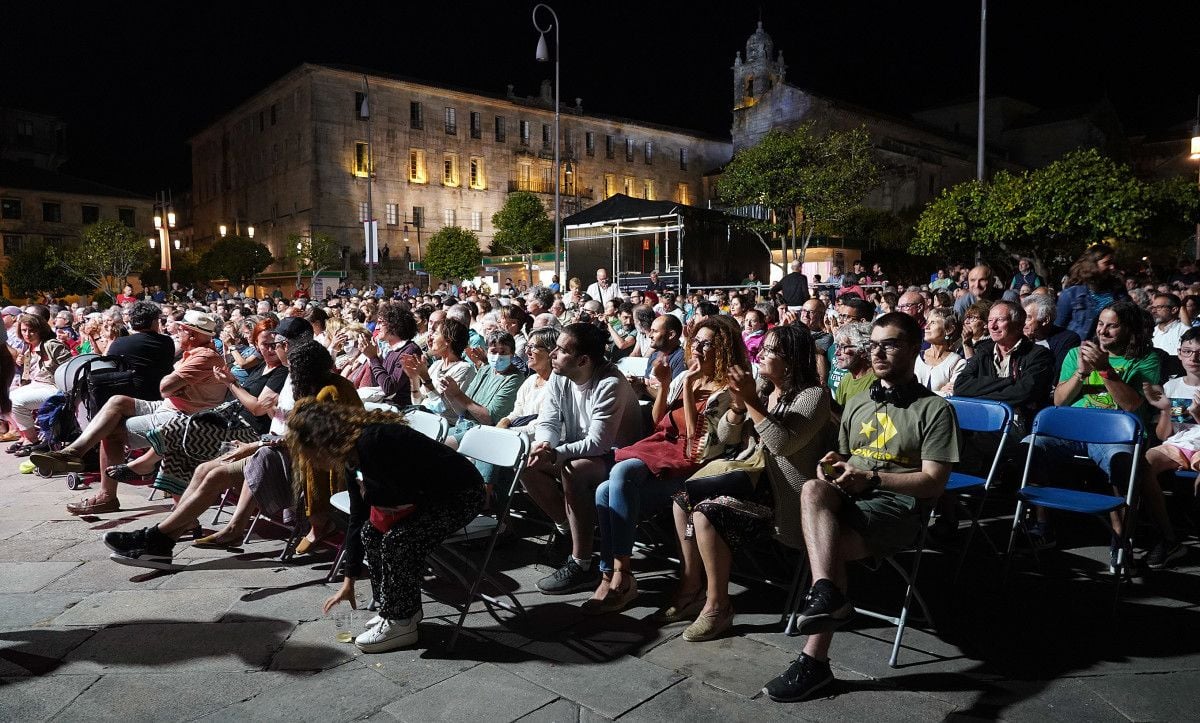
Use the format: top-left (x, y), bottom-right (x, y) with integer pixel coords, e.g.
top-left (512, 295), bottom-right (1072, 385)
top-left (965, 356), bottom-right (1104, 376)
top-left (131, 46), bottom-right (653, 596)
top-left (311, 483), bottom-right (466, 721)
top-left (403, 318), bottom-right (476, 423)
top-left (915, 307), bottom-right (966, 396)
top-left (499, 327), bottom-right (557, 436)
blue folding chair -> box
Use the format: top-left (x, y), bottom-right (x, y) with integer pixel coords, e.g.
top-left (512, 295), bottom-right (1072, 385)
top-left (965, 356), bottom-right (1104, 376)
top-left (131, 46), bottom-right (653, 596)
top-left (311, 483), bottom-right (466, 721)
top-left (1004, 406), bottom-right (1143, 606)
top-left (945, 397), bottom-right (1014, 578)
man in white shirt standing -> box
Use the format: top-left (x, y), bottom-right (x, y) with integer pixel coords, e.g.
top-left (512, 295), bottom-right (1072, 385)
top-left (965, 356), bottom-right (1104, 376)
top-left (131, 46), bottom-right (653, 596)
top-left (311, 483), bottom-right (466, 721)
top-left (585, 268), bottom-right (620, 305)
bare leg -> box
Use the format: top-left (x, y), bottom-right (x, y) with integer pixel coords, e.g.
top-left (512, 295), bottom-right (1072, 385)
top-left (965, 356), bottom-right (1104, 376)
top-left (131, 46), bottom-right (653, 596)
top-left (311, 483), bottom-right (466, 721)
top-left (62, 395), bottom-right (138, 457)
top-left (157, 465), bottom-right (244, 539)
top-left (671, 502), bottom-right (705, 603)
top-left (798, 480), bottom-right (870, 661)
top-left (1140, 452), bottom-right (1178, 540)
top-left (97, 434), bottom-right (128, 500)
top-left (562, 458), bottom-right (607, 560)
top-left (693, 511), bottom-right (732, 615)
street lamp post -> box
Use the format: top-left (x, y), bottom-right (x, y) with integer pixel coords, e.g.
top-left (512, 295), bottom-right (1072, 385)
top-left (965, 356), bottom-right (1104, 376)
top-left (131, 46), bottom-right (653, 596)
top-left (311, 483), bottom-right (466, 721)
top-left (403, 218), bottom-right (425, 291)
top-left (1190, 94), bottom-right (1200, 259)
top-left (220, 221), bottom-right (258, 295)
top-left (533, 3), bottom-right (561, 282)
top-left (151, 191), bottom-right (177, 292)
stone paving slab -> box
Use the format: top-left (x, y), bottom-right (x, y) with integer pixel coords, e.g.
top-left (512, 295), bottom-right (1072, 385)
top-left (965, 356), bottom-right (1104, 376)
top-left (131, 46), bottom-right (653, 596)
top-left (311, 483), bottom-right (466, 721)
top-left (384, 662), bottom-right (558, 723)
top-left (52, 588), bottom-right (243, 626)
top-left (57, 620), bottom-right (297, 674)
top-left (205, 660), bottom-right (403, 722)
top-left (50, 670), bottom-right (311, 723)
top-left (503, 650), bottom-right (684, 719)
top-left (40, 560), bottom-right (172, 593)
top-left (0, 560), bottom-right (80, 592)
top-left (618, 678), bottom-right (783, 723)
top-left (642, 633), bottom-right (799, 698)
top-left (0, 518), bottom-right (41, 541)
top-left (1080, 669), bottom-right (1200, 722)
top-left (267, 619), bottom-right (360, 671)
top-left (0, 627), bottom-right (97, 677)
top-left (0, 592), bottom-right (87, 630)
top-left (0, 673), bottom-right (101, 720)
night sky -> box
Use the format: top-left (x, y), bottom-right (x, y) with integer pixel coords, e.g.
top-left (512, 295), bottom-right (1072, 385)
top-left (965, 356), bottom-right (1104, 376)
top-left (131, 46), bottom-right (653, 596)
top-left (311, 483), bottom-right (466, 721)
top-left (6, 1), bottom-right (1198, 196)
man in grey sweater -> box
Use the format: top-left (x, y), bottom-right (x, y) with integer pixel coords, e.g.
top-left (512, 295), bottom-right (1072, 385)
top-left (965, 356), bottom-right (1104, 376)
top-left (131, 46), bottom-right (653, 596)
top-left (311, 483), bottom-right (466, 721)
top-left (523, 323), bottom-right (642, 594)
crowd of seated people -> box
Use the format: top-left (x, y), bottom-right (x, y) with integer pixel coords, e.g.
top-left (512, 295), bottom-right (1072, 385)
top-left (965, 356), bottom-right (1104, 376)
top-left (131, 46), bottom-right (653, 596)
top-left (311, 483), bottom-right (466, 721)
top-left (8, 249), bottom-right (1200, 704)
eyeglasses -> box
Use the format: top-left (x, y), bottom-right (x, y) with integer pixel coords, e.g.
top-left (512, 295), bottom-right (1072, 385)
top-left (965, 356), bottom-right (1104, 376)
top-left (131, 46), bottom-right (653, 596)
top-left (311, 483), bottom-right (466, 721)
top-left (897, 303), bottom-right (922, 310)
top-left (693, 339), bottom-right (715, 351)
top-left (759, 345), bottom-right (782, 357)
top-left (1149, 304), bottom-right (1176, 310)
top-left (866, 340), bottom-right (906, 355)
top-left (1179, 348), bottom-right (1200, 358)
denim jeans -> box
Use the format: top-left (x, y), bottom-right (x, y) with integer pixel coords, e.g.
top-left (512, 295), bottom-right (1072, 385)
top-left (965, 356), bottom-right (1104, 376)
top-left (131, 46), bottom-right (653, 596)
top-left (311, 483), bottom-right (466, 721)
top-left (1029, 436), bottom-right (1134, 483)
top-left (595, 458), bottom-right (684, 573)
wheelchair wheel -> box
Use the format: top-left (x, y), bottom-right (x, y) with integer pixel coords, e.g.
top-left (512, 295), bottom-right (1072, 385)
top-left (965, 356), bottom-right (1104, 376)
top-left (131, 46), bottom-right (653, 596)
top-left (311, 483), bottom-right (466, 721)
top-left (66, 472), bottom-right (83, 490)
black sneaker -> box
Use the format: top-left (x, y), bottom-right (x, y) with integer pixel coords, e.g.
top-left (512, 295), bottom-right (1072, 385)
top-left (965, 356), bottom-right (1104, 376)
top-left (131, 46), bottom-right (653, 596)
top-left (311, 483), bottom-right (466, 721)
top-left (794, 578), bottom-right (853, 634)
top-left (104, 526), bottom-right (179, 571)
top-left (536, 557), bottom-right (598, 595)
top-left (762, 653), bottom-right (835, 702)
top-left (1145, 539), bottom-right (1187, 570)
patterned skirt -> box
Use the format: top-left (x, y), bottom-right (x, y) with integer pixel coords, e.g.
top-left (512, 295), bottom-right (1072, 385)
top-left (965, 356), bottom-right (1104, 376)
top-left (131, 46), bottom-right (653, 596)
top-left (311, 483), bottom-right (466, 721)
top-left (145, 412), bottom-right (260, 496)
top-left (672, 469), bottom-right (775, 551)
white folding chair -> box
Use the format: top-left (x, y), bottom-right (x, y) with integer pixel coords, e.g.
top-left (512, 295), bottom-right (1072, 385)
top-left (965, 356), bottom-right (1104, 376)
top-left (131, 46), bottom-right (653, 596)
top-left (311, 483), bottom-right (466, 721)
top-left (445, 425), bottom-right (529, 651)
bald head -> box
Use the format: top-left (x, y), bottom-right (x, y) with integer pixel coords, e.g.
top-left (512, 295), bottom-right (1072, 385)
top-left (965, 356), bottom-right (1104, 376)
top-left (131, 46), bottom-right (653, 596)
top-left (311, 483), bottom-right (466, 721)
top-left (968, 265), bottom-right (993, 297)
top-left (897, 291), bottom-right (925, 320)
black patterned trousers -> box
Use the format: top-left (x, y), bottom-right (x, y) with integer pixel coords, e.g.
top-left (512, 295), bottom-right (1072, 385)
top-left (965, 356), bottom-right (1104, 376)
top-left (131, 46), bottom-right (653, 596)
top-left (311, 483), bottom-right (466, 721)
top-left (362, 485), bottom-right (485, 621)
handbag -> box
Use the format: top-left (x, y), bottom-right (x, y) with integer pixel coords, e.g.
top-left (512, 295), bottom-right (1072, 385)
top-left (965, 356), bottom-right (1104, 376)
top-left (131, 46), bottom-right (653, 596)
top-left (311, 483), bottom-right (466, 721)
top-left (687, 438), bottom-right (767, 488)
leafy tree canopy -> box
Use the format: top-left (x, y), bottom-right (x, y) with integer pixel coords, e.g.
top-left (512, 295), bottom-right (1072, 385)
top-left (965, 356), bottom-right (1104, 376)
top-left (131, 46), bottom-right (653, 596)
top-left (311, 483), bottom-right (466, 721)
top-left (51, 219), bottom-right (151, 300)
top-left (490, 192), bottom-right (554, 256)
top-left (285, 232), bottom-right (342, 284)
top-left (4, 243), bottom-right (92, 300)
top-left (424, 226), bottom-right (482, 282)
top-left (199, 236), bottom-right (275, 286)
top-left (717, 123), bottom-right (879, 266)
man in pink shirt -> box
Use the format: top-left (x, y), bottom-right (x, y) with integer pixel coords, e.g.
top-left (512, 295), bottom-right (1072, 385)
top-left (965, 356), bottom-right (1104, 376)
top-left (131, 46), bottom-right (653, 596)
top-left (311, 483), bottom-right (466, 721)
top-left (34, 311), bottom-right (227, 515)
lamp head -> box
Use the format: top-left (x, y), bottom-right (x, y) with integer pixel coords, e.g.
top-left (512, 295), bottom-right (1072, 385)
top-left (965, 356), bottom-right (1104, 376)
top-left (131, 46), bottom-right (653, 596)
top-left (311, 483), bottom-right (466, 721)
top-left (536, 33), bottom-right (550, 62)
top-left (247, 225), bottom-right (255, 238)
top-left (1190, 121), bottom-right (1200, 161)
top-left (219, 225), bottom-right (228, 238)
top-left (148, 237), bottom-right (156, 249)
top-left (167, 211), bottom-right (176, 228)
top-left (153, 215), bottom-right (162, 229)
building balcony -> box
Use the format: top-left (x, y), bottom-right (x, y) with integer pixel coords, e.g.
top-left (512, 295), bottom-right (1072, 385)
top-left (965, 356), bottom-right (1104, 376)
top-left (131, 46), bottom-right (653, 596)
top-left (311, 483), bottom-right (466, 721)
top-left (507, 179), bottom-right (594, 200)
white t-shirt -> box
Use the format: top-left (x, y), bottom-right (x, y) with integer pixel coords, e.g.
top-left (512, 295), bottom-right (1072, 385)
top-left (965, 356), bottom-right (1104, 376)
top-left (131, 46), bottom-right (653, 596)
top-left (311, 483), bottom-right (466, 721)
top-left (1162, 376), bottom-right (1200, 450)
top-left (915, 350), bottom-right (966, 395)
top-left (1154, 319), bottom-right (1185, 357)
top-left (269, 376), bottom-right (294, 436)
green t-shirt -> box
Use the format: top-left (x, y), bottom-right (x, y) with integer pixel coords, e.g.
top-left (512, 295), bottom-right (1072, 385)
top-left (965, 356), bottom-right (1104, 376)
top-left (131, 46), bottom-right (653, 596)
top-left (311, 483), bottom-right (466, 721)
top-left (839, 384), bottom-right (960, 476)
top-left (461, 365), bottom-right (523, 424)
top-left (1058, 347), bottom-right (1160, 424)
top-left (835, 371), bottom-right (878, 409)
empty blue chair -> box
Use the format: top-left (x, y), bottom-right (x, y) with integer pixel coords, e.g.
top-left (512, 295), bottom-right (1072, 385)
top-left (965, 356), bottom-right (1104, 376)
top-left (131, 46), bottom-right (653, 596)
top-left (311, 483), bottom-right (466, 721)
top-left (1005, 406), bottom-right (1143, 605)
top-left (945, 397), bottom-right (1014, 576)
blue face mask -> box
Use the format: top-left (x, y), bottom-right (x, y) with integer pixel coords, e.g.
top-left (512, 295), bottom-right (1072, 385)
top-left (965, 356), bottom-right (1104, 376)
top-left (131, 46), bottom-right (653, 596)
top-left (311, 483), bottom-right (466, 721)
top-left (488, 353), bottom-right (513, 373)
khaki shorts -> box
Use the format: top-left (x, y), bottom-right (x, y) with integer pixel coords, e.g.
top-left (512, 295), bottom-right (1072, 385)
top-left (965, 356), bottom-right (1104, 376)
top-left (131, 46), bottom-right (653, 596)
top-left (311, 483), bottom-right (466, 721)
top-left (838, 488), bottom-right (926, 559)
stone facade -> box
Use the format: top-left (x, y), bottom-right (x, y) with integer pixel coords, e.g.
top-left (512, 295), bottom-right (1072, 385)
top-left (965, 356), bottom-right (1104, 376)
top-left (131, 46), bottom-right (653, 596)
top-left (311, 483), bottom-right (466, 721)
top-left (0, 107), bottom-right (67, 171)
top-left (190, 64), bottom-right (731, 268)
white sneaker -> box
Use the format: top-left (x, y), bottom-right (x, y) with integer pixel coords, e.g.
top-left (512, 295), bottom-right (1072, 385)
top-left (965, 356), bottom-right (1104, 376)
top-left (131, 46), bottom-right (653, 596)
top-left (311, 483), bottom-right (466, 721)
top-left (364, 609), bottom-right (420, 630)
top-left (354, 611), bottom-right (422, 652)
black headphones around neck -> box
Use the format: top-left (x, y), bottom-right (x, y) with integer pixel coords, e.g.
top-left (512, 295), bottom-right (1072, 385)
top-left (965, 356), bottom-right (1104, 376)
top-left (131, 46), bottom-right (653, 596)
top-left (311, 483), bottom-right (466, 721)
top-left (868, 378), bottom-right (922, 407)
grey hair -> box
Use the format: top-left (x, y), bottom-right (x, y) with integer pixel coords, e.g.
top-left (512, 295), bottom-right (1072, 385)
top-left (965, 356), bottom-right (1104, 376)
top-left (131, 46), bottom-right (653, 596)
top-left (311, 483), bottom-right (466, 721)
top-left (1022, 293), bottom-right (1056, 323)
top-left (834, 320), bottom-right (873, 350)
top-left (481, 310), bottom-right (500, 326)
top-left (533, 312), bottom-right (561, 329)
top-left (789, 259), bottom-right (802, 272)
top-left (445, 304), bottom-right (471, 325)
top-left (992, 299), bottom-right (1027, 326)
top-left (926, 306), bottom-right (959, 333)
top-left (1127, 287), bottom-right (1150, 308)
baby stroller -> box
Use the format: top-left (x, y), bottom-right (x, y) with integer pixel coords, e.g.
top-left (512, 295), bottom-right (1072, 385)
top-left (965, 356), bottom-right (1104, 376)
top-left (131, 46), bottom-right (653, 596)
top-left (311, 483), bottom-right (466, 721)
top-left (36, 354), bottom-right (156, 491)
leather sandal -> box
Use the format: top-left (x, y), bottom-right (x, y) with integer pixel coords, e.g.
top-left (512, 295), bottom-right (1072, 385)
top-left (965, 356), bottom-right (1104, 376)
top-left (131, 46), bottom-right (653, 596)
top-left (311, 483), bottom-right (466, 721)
top-left (105, 464), bottom-right (141, 482)
top-left (295, 521), bottom-right (336, 555)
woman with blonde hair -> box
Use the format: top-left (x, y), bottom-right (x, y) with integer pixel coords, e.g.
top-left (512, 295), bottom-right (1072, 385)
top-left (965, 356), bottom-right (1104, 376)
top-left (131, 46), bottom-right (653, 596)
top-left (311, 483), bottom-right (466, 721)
top-left (298, 400), bottom-right (484, 652)
top-left (916, 307), bottom-right (966, 395)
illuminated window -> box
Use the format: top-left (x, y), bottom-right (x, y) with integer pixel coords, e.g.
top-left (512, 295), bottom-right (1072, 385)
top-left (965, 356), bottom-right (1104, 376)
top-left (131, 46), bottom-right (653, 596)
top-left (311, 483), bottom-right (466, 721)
top-left (644, 179), bottom-right (655, 201)
top-left (677, 182), bottom-right (691, 205)
top-left (354, 142), bottom-right (370, 177)
top-left (469, 157), bottom-right (486, 189)
top-left (470, 210), bottom-right (483, 231)
top-left (623, 176), bottom-right (635, 196)
top-left (604, 174), bottom-right (616, 199)
top-left (443, 153), bottom-right (459, 187)
top-left (520, 120), bottom-right (531, 146)
top-left (585, 131), bottom-right (595, 156)
top-left (495, 116), bottom-right (506, 143)
top-left (385, 203), bottom-right (399, 226)
top-left (444, 107), bottom-right (457, 135)
top-left (408, 149), bottom-right (427, 183)
top-left (541, 165), bottom-right (553, 192)
top-left (443, 208), bottom-right (456, 227)
top-left (679, 148), bottom-right (688, 171)
top-left (644, 141), bottom-right (653, 165)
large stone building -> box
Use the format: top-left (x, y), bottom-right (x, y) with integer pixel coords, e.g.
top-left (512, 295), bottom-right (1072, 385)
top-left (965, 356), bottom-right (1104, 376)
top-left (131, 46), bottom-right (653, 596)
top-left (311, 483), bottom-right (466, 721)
top-left (189, 64), bottom-right (731, 271)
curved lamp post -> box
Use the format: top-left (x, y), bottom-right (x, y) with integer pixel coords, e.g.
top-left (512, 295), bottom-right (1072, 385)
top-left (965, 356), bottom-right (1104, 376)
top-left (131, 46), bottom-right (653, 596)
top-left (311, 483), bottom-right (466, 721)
top-left (533, 3), bottom-right (560, 282)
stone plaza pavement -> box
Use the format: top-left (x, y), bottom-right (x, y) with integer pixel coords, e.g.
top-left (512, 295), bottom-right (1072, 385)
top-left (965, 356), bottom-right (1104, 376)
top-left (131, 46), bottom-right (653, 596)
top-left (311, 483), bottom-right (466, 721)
top-left (2, 452), bottom-right (1199, 722)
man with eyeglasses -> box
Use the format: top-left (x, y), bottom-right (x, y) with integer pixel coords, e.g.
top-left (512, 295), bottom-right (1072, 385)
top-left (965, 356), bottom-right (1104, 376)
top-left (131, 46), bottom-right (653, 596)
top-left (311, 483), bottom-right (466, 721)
top-left (1150, 293), bottom-right (1187, 358)
top-left (763, 312), bottom-right (958, 703)
top-left (896, 291), bottom-right (926, 327)
top-left (585, 268), bottom-right (620, 305)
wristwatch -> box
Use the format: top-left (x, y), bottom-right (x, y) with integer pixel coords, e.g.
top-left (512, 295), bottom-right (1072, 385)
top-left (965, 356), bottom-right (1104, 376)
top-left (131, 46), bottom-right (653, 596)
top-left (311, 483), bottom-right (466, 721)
top-left (868, 469), bottom-right (882, 492)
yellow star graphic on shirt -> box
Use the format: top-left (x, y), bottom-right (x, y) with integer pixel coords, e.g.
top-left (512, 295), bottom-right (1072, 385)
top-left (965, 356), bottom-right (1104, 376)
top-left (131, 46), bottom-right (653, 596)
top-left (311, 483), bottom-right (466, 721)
top-left (869, 412), bottom-right (898, 449)
top-left (860, 420), bottom-right (877, 438)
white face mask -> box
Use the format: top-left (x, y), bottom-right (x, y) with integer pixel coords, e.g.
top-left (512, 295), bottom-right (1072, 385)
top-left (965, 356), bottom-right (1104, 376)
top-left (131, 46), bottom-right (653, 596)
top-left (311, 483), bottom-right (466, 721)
top-left (488, 353), bottom-right (513, 373)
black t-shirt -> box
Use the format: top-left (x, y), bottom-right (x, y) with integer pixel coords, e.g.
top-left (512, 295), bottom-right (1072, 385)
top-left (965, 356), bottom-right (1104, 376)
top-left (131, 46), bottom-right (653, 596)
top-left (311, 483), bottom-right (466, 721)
top-left (232, 365), bottom-right (289, 433)
top-left (105, 332), bottom-right (176, 401)
top-left (772, 272), bottom-right (810, 306)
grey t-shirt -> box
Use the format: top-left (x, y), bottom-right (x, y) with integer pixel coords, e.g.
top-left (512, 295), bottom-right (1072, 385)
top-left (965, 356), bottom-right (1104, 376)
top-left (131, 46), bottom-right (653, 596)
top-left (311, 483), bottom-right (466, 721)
top-left (838, 382), bottom-right (960, 477)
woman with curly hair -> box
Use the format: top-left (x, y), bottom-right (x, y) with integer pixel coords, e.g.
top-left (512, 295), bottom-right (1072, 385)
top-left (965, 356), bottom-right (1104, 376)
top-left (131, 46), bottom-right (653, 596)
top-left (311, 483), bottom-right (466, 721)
top-left (9, 314), bottom-right (71, 454)
top-left (661, 324), bottom-right (829, 641)
top-left (1056, 242), bottom-right (1126, 341)
top-left (584, 317), bottom-right (746, 614)
top-left (298, 400), bottom-right (485, 652)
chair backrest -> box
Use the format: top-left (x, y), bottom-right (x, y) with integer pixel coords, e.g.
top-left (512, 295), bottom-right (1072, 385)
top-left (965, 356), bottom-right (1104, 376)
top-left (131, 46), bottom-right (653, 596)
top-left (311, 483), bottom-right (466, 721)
top-left (405, 408), bottom-right (449, 443)
top-left (457, 425), bottom-right (529, 469)
top-left (947, 397), bottom-right (1012, 434)
top-left (1030, 406), bottom-right (1142, 446)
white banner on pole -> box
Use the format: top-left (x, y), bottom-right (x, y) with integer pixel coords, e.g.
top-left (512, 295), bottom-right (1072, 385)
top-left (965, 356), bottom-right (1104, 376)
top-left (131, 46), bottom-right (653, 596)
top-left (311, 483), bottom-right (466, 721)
top-left (363, 220), bottom-right (378, 265)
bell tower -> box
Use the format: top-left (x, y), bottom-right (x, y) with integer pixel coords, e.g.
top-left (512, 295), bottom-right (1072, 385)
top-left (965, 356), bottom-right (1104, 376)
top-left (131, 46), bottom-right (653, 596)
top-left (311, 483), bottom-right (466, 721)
top-left (732, 21), bottom-right (786, 111)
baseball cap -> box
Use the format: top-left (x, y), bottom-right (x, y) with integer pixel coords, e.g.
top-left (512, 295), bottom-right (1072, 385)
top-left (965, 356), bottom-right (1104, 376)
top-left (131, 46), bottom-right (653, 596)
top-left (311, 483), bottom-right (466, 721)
top-left (272, 317), bottom-right (314, 344)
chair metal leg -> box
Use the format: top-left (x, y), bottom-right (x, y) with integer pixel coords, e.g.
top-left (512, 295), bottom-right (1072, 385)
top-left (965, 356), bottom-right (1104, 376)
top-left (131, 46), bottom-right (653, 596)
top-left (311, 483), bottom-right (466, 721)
top-left (326, 542), bottom-right (347, 583)
top-left (147, 487), bottom-right (158, 501)
top-left (242, 513), bottom-right (259, 544)
top-left (211, 488), bottom-right (232, 525)
top-left (780, 552), bottom-right (806, 627)
top-left (783, 557), bottom-right (811, 636)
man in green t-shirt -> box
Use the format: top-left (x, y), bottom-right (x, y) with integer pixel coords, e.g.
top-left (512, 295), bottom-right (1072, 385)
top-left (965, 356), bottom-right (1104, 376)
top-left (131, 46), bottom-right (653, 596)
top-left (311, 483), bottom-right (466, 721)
top-left (1027, 300), bottom-right (1160, 551)
top-left (832, 320), bottom-right (876, 410)
top-left (763, 312), bottom-right (959, 703)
